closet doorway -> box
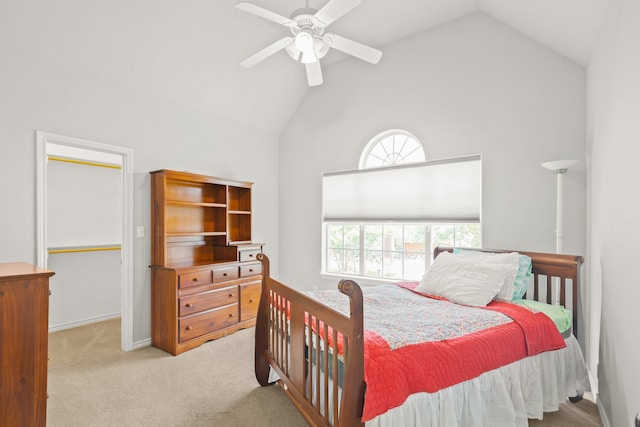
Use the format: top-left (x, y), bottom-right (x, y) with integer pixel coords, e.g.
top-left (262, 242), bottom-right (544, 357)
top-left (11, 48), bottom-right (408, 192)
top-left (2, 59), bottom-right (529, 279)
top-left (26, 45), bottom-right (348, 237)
top-left (36, 131), bottom-right (134, 351)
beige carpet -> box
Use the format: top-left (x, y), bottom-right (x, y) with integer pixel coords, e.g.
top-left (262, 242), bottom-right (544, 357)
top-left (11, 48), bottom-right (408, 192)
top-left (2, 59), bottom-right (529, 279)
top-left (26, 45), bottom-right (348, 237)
top-left (47, 318), bottom-right (602, 427)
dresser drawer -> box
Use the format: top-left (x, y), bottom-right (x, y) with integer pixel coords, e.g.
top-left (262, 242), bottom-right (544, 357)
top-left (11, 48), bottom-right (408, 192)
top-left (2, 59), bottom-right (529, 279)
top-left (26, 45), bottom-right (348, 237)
top-left (179, 286), bottom-right (238, 316)
top-left (179, 304), bottom-right (238, 342)
top-left (213, 266), bottom-right (239, 282)
top-left (240, 281), bottom-right (261, 321)
top-left (178, 270), bottom-right (213, 289)
top-left (239, 263), bottom-right (261, 278)
top-left (239, 249), bottom-right (261, 262)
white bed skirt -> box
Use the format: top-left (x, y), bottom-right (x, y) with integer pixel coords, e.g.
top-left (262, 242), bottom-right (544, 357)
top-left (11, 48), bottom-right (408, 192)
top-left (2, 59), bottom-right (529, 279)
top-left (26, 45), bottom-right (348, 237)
top-left (367, 336), bottom-right (590, 427)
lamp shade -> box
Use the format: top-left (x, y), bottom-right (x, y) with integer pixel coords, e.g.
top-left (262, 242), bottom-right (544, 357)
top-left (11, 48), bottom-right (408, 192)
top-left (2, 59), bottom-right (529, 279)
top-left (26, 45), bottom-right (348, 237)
top-left (541, 160), bottom-right (578, 173)
top-left (541, 158), bottom-right (578, 254)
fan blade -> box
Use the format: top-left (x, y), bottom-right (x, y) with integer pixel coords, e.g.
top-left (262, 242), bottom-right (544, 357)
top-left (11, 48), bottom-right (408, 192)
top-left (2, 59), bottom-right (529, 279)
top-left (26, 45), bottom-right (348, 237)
top-left (324, 33), bottom-right (382, 64)
top-left (235, 2), bottom-right (296, 27)
top-left (240, 37), bottom-right (293, 68)
top-left (305, 61), bottom-right (323, 86)
top-left (313, 0), bottom-right (361, 27)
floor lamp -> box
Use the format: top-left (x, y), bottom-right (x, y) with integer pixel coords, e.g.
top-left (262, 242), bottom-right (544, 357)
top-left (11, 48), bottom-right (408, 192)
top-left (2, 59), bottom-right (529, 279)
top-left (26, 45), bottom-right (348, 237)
top-left (541, 160), bottom-right (578, 254)
top-left (541, 160), bottom-right (578, 307)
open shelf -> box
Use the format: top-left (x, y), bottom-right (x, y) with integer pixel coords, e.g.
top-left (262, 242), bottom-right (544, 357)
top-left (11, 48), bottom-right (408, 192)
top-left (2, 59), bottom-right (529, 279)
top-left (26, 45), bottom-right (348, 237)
top-left (166, 232), bottom-right (227, 237)
top-left (228, 186), bottom-right (251, 212)
top-left (151, 170), bottom-right (255, 266)
top-left (167, 200), bottom-right (227, 208)
top-left (166, 179), bottom-right (226, 205)
top-left (228, 213), bottom-right (251, 243)
top-left (166, 205), bottom-right (226, 235)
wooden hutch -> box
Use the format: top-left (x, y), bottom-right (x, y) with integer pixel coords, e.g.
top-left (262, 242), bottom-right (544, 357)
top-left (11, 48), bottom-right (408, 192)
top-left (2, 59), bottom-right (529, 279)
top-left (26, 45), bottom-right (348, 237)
top-left (150, 169), bottom-right (263, 355)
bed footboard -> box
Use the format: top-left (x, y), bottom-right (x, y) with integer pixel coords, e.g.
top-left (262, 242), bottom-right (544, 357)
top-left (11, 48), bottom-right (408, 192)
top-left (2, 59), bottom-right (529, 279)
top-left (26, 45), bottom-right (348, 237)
top-left (255, 254), bottom-right (365, 427)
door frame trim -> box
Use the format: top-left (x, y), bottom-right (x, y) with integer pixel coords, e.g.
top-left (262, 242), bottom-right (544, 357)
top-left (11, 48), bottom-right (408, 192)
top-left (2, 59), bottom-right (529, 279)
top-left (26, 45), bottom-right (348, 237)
top-left (36, 131), bottom-right (134, 351)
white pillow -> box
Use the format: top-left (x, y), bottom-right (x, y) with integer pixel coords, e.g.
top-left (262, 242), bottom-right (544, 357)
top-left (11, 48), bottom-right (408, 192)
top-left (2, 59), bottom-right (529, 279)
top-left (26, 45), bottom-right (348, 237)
top-left (416, 251), bottom-right (519, 306)
top-left (449, 250), bottom-right (521, 300)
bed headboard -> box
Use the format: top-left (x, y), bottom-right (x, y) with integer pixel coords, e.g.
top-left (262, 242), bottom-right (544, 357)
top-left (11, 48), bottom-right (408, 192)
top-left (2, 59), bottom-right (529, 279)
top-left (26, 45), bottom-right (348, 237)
top-left (433, 246), bottom-right (584, 337)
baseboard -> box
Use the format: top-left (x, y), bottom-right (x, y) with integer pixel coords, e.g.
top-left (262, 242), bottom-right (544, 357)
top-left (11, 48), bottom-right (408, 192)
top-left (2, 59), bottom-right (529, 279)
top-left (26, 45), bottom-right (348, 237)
top-left (133, 338), bottom-right (152, 349)
top-left (49, 312), bottom-right (121, 332)
top-left (596, 394), bottom-right (611, 427)
top-left (587, 368), bottom-right (598, 398)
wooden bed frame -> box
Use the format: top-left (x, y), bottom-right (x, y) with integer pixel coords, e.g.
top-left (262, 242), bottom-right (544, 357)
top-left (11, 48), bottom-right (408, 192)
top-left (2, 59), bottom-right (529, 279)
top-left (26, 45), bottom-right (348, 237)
top-left (254, 246), bottom-right (584, 427)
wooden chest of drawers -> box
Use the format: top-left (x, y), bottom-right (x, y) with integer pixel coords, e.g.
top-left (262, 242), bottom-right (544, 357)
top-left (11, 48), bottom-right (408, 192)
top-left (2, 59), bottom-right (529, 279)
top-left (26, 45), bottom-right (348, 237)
top-left (0, 262), bottom-right (54, 427)
top-left (151, 260), bottom-right (262, 355)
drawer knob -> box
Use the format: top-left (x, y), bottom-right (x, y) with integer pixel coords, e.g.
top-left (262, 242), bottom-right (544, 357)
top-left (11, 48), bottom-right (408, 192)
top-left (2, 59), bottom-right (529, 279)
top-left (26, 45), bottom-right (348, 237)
top-left (249, 254), bottom-right (254, 258)
top-left (249, 299), bottom-right (254, 303)
top-left (192, 277), bottom-right (199, 282)
top-left (228, 313), bottom-right (233, 318)
top-left (223, 273), bottom-right (228, 277)
top-left (186, 326), bottom-right (192, 331)
top-left (249, 269), bottom-right (254, 272)
top-left (185, 303), bottom-right (193, 308)
top-left (228, 293), bottom-right (233, 298)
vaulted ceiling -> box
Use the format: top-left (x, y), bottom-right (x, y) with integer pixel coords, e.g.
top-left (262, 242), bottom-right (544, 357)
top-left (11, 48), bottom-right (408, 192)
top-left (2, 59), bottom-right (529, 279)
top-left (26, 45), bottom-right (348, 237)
top-left (230, 0), bottom-right (609, 134)
top-left (2, 0), bottom-right (609, 135)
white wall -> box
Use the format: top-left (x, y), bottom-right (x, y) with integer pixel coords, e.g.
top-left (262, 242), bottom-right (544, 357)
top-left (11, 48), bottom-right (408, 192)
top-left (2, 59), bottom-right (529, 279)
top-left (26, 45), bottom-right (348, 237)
top-left (0, 10), bottom-right (280, 346)
top-left (279, 12), bottom-right (586, 294)
top-left (48, 251), bottom-right (122, 330)
top-left (587, 0), bottom-right (640, 424)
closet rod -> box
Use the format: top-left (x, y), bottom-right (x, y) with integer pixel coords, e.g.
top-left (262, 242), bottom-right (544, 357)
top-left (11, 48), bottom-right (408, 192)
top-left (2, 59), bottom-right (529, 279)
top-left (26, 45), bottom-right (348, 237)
top-left (48, 156), bottom-right (122, 170)
top-left (48, 245), bottom-right (121, 254)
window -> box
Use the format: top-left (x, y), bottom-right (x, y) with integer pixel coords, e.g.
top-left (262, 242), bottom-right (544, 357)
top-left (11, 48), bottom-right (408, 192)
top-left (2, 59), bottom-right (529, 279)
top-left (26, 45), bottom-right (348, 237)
top-left (322, 131), bottom-right (482, 282)
top-left (326, 223), bottom-right (481, 281)
top-left (359, 130), bottom-right (425, 169)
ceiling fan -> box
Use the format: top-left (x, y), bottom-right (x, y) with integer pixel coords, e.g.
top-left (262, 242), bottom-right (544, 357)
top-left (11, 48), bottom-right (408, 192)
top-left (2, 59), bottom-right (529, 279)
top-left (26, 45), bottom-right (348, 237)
top-left (235, 0), bottom-right (382, 87)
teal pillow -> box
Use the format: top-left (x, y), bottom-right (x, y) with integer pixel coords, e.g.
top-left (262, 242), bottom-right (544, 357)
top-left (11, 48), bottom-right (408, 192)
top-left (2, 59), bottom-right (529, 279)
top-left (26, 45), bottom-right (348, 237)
top-left (513, 254), bottom-right (532, 299)
top-left (452, 249), bottom-right (532, 300)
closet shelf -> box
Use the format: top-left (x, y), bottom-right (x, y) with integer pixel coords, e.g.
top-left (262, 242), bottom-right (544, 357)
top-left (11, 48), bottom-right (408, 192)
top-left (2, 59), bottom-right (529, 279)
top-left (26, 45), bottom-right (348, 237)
top-left (48, 244), bottom-right (121, 254)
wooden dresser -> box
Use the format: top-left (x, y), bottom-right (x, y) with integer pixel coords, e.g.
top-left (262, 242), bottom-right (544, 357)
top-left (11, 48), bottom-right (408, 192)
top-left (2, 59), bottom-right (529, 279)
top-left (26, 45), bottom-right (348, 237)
top-left (150, 169), bottom-right (264, 355)
top-left (0, 262), bottom-right (54, 427)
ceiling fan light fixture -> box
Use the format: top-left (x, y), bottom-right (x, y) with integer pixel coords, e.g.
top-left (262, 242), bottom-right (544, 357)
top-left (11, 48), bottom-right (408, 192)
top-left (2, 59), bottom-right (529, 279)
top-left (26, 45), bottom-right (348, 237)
top-left (295, 30), bottom-right (317, 63)
top-left (314, 38), bottom-right (330, 59)
top-left (294, 31), bottom-right (314, 52)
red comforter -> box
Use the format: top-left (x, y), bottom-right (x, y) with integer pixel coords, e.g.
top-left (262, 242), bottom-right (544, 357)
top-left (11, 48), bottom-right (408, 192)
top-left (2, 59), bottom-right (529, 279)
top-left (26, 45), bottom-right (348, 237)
top-left (359, 282), bottom-right (566, 421)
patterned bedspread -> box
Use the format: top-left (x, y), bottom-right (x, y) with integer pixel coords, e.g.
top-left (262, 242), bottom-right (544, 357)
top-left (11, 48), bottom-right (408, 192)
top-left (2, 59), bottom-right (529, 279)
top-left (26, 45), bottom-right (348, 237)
top-left (305, 282), bottom-right (566, 421)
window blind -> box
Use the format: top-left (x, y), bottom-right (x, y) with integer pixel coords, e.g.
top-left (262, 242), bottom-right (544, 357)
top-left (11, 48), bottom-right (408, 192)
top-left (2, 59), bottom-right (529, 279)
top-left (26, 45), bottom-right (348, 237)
top-left (322, 155), bottom-right (481, 222)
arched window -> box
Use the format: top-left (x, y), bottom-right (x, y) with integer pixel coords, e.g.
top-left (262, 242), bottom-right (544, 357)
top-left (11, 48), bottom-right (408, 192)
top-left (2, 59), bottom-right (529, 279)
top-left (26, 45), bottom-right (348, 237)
top-left (359, 130), bottom-right (425, 169)
top-left (321, 131), bottom-right (482, 283)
